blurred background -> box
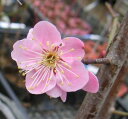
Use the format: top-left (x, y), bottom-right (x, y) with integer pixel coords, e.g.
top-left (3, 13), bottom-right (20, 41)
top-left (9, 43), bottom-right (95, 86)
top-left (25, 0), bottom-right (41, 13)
top-left (0, 0), bottom-right (128, 119)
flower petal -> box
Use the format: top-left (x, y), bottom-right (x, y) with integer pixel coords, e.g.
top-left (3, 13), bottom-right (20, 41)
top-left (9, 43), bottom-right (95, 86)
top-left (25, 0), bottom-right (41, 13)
top-left (46, 86), bottom-right (67, 102)
top-left (27, 28), bottom-right (33, 40)
top-left (33, 21), bottom-right (62, 49)
top-left (60, 91), bottom-right (67, 102)
top-left (25, 70), bottom-right (56, 94)
top-left (83, 71), bottom-right (99, 93)
top-left (60, 37), bottom-right (85, 62)
top-left (57, 61), bottom-right (89, 92)
top-left (46, 85), bottom-right (63, 97)
top-left (11, 39), bottom-right (42, 70)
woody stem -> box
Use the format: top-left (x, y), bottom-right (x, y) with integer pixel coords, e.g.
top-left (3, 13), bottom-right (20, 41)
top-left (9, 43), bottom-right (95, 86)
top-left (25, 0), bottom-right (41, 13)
top-left (82, 58), bottom-right (111, 64)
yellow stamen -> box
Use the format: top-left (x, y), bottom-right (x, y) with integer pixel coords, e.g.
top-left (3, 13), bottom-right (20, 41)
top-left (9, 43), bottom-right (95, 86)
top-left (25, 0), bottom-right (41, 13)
top-left (61, 82), bottom-right (64, 85)
top-left (61, 48), bottom-right (75, 55)
top-left (65, 38), bottom-right (69, 40)
top-left (46, 41), bottom-right (50, 46)
top-left (68, 82), bottom-right (72, 86)
top-left (60, 51), bottom-right (63, 55)
top-left (39, 42), bottom-right (43, 46)
top-left (71, 48), bottom-right (75, 51)
top-left (22, 72), bottom-right (26, 76)
top-left (19, 70), bottom-right (22, 73)
top-left (37, 61), bottom-right (42, 64)
top-left (46, 83), bottom-right (49, 86)
top-left (61, 62), bottom-right (72, 69)
top-left (51, 44), bottom-right (55, 48)
top-left (19, 45), bottom-right (28, 50)
top-left (78, 57), bottom-right (82, 60)
top-left (61, 71), bottom-right (64, 74)
top-left (28, 87), bottom-right (34, 90)
top-left (18, 67), bottom-right (21, 69)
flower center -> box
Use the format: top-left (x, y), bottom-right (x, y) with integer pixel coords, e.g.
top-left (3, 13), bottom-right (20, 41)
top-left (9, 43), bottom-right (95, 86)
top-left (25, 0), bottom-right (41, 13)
top-left (42, 51), bottom-right (60, 68)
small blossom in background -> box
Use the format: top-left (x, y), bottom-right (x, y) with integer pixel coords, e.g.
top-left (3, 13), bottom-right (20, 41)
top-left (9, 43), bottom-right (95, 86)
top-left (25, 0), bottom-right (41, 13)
top-left (11, 21), bottom-right (99, 102)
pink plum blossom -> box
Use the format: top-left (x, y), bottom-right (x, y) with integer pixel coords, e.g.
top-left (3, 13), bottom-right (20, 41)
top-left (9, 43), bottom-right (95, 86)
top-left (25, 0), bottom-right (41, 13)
top-left (11, 21), bottom-right (99, 102)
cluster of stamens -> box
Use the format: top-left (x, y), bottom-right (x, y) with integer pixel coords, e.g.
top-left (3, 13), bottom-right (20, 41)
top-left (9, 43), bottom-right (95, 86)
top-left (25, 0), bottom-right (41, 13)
top-left (41, 49), bottom-right (60, 68)
top-left (18, 40), bottom-right (80, 92)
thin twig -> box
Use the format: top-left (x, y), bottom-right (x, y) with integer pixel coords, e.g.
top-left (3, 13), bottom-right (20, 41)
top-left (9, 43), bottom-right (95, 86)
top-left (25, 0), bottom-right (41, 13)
top-left (17, 0), bottom-right (23, 5)
top-left (105, 2), bottom-right (119, 49)
top-left (112, 110), bottom-right (128, 116)
top-left (105, 2), bottom-right (118, 18)
top-left (107, 17), bottom-right (119, 48)
top-left (82, 58), bottom-right (111, 64)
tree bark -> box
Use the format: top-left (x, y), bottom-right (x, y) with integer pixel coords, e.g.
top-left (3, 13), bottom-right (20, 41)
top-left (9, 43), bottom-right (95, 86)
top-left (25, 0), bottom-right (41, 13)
top-left (75, 12), bottom-right (128, 119)
top-left (97, 60), bottom-right (128, 119)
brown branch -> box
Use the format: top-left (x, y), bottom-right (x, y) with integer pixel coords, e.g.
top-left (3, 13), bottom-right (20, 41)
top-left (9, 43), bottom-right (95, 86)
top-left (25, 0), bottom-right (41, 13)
top-left (82, 58), bottom-right (111, 64)
top-left (105, 2), bottom-right (118, 18)
top-left (96, 60), bottom-right (128, 119)
top-left (75, 12), bottom-right (128, 119)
